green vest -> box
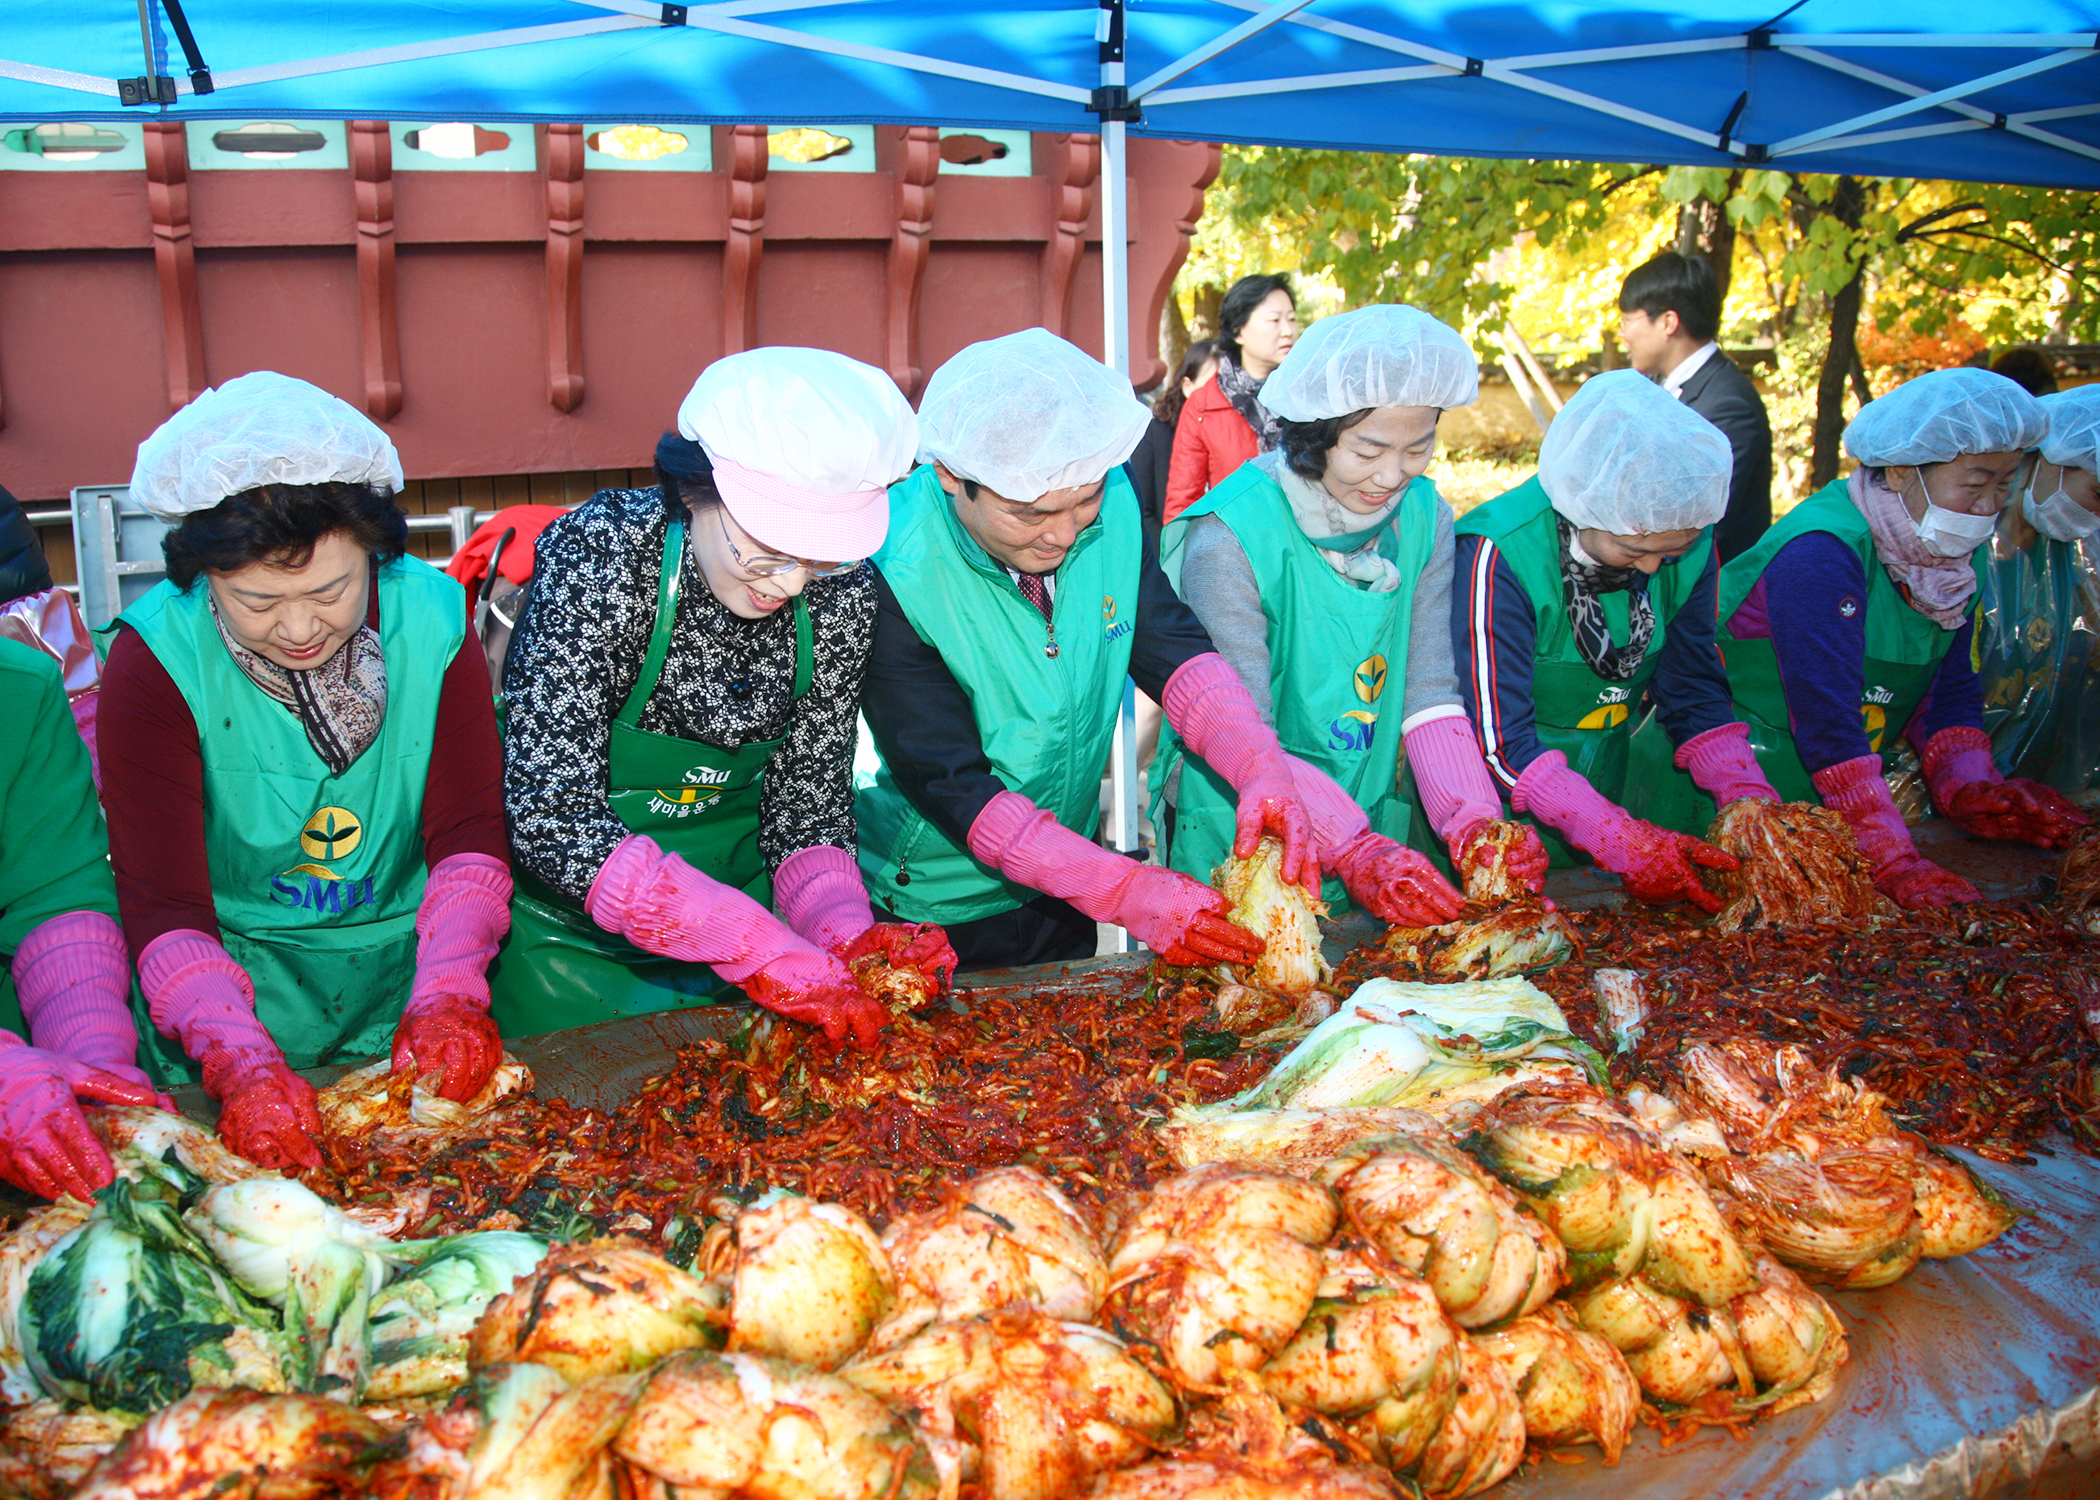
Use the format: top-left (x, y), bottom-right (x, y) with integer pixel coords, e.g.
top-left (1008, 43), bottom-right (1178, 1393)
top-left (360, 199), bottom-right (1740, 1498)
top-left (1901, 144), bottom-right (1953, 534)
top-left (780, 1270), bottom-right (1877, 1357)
top-left (856, 464), bottom-right (1142, 926)
top-left (116, 559), bottom-right (462, 1079)
top-left (0, 640), bottom-right (123, 1040)
top-left (1155, 460), bottom-right (1438, 910)
top-left (1454, 476), bottom-right (1711, 867)
top-left (1710, 478), bottom-right (1972, 806)
top-left (1976, 525), bottom-right (2098, 797)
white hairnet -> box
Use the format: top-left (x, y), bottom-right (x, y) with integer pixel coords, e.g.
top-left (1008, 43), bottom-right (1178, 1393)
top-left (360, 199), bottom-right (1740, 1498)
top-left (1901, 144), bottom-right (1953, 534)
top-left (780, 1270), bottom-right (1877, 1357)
top-left (916, 328), bottom-right (1150, 501)
top-left (1537, 369), bottom-right (1732, 535)
top-left (2037, 386), bottom-right (2100, 474)
top-left (1843, 367), bottom-right (2048, 467)
top-left (1258, 304), bottom-right (1479, 421)
top-left (679, 346), bottom-right (918, 493)
top-left (131, 370), bottom-right (403, 522)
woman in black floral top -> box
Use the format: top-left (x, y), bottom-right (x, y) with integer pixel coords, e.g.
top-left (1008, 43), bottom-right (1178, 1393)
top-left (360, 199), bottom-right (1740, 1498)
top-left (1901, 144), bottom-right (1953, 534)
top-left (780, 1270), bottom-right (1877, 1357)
top-left (488, 348), bottom-right (957, 1045)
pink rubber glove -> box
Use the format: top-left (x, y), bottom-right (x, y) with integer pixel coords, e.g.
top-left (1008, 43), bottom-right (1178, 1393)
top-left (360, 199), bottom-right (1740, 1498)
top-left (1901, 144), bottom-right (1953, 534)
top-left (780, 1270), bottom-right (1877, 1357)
top-left (13, 911), bottom-right (157, 1096)
top-left (0, 1033), bottom-right (156, 1201)
top-left (968, 791), bottom-right (1264, 966)
top-left (138, 930), bottom-right (322, 1170)
top-left (1288, 757), bottom-right (1466, 925)
top-left (1813, 754), bottom-right (1978, 908)
top-left (775, 845), bottom-right (959, 996)
top-left (394, 854), bottom-right (510, 1102)
top-left (1402, 711), bottom-right (1549, 895)
top-left (1675, 722), bottom-right (1781, 808)
top-left (1514, 751), bottom-right (1738, 914)
top-left (1920, 726), bottom-right (2091, 849)
top-left (587, 835), bottom-right (884, 1049)
top-left (1162, 654), bottom-right (1318, 892)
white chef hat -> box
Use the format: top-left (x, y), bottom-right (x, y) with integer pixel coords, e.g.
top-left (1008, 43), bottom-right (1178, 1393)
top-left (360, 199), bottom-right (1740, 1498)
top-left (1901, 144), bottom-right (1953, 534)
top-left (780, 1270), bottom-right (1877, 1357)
top-left (1843, 367), bottom-right (2048, 467)
top-left (678, 347), bottom-right (918, 562)
top-left (1538, 369), bottom-right (1733, 535)
top-left (916, 328), bottom-right (1150, 502)
top-left (2035, 386), bottom-right (2100, 474)
top-left (1258, 304), bottom-right (1479, 421)
top-left (130, 371), bottom-right (403, 522)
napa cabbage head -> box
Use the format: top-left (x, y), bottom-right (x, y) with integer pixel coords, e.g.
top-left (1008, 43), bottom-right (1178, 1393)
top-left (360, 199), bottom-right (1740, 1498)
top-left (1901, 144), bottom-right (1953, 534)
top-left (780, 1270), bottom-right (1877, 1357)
top-left (366, 1232), bottom-right (551, 1400)
top-left (185, 1177), bottom-right (425, 1398)
top-left (21, 1165), bottom-right (283, 1414)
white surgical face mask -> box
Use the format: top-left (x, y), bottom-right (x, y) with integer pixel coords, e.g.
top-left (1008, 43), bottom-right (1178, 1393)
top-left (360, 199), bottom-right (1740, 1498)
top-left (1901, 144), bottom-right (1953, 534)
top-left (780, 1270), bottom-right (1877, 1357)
top-left (1908, 475), bottom-right (1997, 558)
top-left (2023, 468), bottom-right (2100, 543)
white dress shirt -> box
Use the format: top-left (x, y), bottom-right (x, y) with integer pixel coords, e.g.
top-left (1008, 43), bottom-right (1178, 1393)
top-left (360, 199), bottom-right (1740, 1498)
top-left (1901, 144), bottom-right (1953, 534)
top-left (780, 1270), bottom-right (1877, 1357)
top-left (1661, 340), bottom-right (1721, 399)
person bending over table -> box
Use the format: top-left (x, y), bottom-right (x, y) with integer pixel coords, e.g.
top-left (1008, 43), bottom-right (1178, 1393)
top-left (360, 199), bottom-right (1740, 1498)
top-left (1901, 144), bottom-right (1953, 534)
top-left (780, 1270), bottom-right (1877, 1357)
top-left (1713, 368), bottom-right (2087, 909)
top-left (99, 373), bottom-right (511, 1171)
top-left (1159, 303), bottom-right (1529, 919)
top-left (1455, 371), bottom-right (1777, 913)
top-left (496, 348), bottom-right (953, 1050)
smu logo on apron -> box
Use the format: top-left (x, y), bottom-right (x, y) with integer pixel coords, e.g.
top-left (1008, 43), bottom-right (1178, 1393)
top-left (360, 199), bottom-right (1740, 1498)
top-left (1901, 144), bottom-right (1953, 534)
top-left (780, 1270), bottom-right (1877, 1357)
top-left (1577, 684), bottom-right (1634, 731)
top-left (648, 765), bottom-right (734, 820)
top-left (1329, 654), bottom-right (1387, 753)
top-left (270, 805), bottom-right (379, 914)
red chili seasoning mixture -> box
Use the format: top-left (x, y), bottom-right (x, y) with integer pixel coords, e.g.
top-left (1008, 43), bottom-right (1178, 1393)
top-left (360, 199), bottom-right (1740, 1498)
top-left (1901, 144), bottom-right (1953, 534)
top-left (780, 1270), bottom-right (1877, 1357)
top-left (311, 971), bottom-right (1276, 1239)
top-left (1342, 901), bottom-right (2100, 1163)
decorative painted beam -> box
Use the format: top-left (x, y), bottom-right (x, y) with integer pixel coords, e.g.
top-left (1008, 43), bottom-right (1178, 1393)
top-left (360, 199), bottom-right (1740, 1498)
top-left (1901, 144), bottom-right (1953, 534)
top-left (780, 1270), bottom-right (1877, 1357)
top-left (1039, 132), bottom-right (1100, 339)
top-left (142, 122), bottom-right (206, 410)
top-left (544, 122), bottom-right (587, 413)
top-left (723, 124), bottom-right (769, 357)
top-left (349, 121), bottom-right (402, 421)
top-left (884, 125), bottom-right (940, 400)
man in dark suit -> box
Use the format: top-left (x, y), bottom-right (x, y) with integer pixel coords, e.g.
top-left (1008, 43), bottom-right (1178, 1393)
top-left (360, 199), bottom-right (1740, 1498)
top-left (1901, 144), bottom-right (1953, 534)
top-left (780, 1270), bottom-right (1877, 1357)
top-left (1617, 251), bottom-right (1773, 562)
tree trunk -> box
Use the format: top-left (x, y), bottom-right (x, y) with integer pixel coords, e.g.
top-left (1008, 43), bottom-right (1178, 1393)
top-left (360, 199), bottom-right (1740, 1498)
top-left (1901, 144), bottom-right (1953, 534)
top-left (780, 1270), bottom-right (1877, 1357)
top-left (1161, 291), bottom-right (1191, 387)
top-left (1810, 177), bottom-right (1869, 491)
top-left (1675, 171), bottom-right (1741, 307)
top-left (1188, 282), bottom-right (1225, 341)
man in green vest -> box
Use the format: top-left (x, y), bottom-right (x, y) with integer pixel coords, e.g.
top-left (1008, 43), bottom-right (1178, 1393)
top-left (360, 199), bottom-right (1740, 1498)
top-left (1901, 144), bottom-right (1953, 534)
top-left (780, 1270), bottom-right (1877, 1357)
top-left (859, 330), bottom-right (1434, 971)
top-left (1455, 371), bottom-right (1777, 912)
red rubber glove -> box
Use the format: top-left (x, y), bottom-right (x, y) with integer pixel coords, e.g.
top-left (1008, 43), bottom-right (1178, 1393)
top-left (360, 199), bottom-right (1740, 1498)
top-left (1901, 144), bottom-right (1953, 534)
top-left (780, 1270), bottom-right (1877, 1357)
top-left (588, 835), bottom-right (885, 1049)
top-left (1813, 753), bottom-right (1978, 909)
top-left (1514, 751), bottom-right (1737, 914)
top-left (1675, 722), bottom-right (1782, 808)
top-left (0, 1034), bottom-right (157, 1201)
top-left (1922, 726), bottom-right (2091, 848)
top-left (138, 930), bottom-right (324, 1169)
top-left (391, 996), bottom-right (504, 1104)
top-left (836, 923), bottom-right (960, 994)
top-left (1331, 835), bottom-right (1466, 927)
top-left (1162, 654), bottom-right (1318, 893)
top-left (206, 1054), bottom-right (324, 1172)
top-left (967, 790), bottom-right (1264, 967)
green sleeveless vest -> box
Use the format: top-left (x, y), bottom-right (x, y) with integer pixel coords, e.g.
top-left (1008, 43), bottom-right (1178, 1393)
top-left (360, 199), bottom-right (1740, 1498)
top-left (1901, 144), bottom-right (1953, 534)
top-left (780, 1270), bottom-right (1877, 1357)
top-left (1454, 476), bottom-right (1711, 867)
top-left (1155, 460), bottom-right (1438, 910)
top-left (116, 558), bottom-right (462, 1078)
top-left (856, 464), bottom-right (1142, 926)
top-left (1709, 478), bottom-right (1972, 807)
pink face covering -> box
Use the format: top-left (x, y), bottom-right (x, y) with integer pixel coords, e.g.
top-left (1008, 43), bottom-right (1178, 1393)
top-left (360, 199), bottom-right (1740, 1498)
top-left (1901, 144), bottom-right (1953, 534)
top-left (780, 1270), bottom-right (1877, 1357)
top-left (1846, 467), bottom-right (1979, 630)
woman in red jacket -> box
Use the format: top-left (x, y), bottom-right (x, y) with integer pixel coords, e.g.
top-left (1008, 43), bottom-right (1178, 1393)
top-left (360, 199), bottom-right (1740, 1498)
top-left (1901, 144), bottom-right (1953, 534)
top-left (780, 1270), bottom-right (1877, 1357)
top-left (1164, 274), bottom-right (1299, 523)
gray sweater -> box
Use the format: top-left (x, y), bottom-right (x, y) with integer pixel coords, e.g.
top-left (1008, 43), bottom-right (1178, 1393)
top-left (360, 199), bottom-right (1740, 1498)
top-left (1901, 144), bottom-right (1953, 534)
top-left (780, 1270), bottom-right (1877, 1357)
top-left (1169, 482), bottom-right (1463, 798)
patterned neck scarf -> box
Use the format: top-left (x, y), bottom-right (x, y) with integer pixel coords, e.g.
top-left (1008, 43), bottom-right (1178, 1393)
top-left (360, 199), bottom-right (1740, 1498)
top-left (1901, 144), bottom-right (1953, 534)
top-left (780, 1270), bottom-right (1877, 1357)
top-left (210, 579), bottom-right (388, 775)
top-left (1214, 348), bottom-right (1282, 453)
top-left (1847, 466), bottom-right (1979, 630)
top-left (1556, 515), bottom-right (1655, 681)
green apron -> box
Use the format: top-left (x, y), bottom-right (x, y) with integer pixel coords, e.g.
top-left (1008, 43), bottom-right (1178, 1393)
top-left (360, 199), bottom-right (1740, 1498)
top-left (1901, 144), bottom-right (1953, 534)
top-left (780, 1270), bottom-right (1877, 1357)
top-left (1977, 521), bottom-right (2099, 797)
top-left (113, 559), bottom-right (462, 1081)
top-left (1643, 479), bottom-right (1972, 827)
top-left (856, 465), bottom-right (1142, 926)
top-left (1154, 460), bottom-right (1438, 911)
top-left (486, 519), bottom-right (813, 1037)
top-left (1453, 477), bottom-right (1711, 868)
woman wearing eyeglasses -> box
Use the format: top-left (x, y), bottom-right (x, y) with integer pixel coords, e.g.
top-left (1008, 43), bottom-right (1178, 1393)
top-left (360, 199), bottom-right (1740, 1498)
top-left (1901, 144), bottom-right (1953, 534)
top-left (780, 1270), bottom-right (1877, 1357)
top-left (490, 349), bottom-right (956, 1047)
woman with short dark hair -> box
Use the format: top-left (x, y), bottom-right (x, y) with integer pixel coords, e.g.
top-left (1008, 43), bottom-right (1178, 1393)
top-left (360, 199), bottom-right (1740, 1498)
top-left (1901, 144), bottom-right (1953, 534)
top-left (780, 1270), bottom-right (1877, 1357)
top-left (98, 372), bottom-right (511, 1171)
top-left (1164, 274), bottom-right (1299, 523)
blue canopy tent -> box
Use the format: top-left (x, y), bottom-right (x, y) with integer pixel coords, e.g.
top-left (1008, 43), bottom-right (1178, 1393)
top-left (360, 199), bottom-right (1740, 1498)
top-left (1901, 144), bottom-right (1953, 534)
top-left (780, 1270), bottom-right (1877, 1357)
top-left (5, 0), bottom-right (2095, 871)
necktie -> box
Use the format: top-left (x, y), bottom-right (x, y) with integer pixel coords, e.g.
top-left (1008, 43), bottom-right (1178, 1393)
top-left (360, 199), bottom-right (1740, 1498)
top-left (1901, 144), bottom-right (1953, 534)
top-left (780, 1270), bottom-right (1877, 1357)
top-left (1015, 571), bottom-right (1053, 622)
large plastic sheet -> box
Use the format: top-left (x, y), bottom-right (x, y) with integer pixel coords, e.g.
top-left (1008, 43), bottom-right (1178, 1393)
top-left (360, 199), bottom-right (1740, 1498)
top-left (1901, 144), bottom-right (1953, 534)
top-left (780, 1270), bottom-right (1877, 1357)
top-left (1976, 529), bottom-right (2100, 805)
